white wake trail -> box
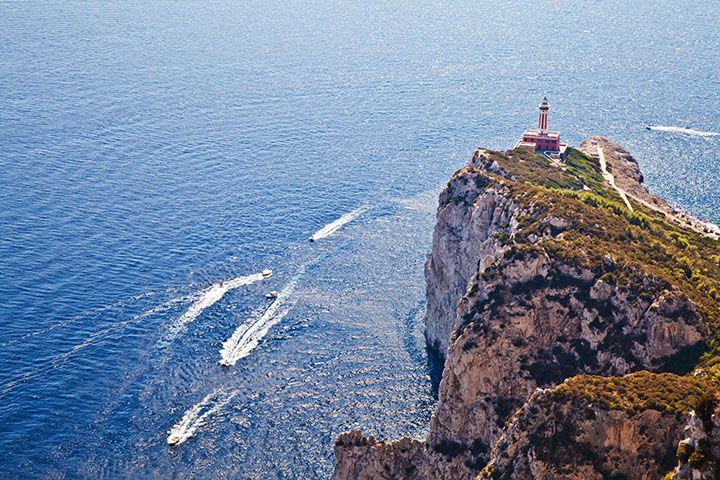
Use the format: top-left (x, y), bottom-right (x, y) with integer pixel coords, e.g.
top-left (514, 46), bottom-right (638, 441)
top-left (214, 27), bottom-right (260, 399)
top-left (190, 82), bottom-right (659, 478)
top-left (309, 206), bottom-right (368, 241)
top-left (163, 271), bottom-right (271, 344)
top-left (647, 125), bottom-right (720, 137)
top-left (219, 274), bottom-right (301, 366)
top-left (0, 293), bottom-right (193, 399)
top-left (167, 389), bottom-right (236, 446)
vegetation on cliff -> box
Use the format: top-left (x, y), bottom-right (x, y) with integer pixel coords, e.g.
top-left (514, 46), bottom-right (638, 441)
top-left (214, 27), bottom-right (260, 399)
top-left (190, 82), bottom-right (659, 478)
top-left (473, 147), bottom-right (720, 375)
top-left (547, 371), bottom-right (713, 413)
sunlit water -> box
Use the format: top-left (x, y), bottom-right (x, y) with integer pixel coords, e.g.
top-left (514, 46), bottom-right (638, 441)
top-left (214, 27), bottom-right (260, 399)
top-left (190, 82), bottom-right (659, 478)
top-left (1, 1), bottom-right (719, 478)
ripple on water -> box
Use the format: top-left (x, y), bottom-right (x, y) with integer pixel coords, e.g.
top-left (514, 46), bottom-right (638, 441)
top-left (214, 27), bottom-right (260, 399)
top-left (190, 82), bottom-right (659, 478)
top-left (1, 1), bottom-right (719, 478)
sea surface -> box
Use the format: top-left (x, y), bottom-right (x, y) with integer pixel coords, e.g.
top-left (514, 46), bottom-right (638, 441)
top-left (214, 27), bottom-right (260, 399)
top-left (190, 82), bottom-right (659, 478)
top-left (1, 1), bottom-right (719, 478)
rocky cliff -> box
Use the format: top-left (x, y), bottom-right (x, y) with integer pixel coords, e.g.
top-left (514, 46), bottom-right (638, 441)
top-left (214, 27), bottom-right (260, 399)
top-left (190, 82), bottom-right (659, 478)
top-left (480, 372), bottom-right (710, 479)
top-left (335, 137), bottom-right (720, 479)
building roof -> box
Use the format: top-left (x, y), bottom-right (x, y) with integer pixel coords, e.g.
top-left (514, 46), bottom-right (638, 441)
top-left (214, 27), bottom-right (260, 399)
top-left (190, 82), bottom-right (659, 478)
top-left (522, 129), bottom-right (560, 139)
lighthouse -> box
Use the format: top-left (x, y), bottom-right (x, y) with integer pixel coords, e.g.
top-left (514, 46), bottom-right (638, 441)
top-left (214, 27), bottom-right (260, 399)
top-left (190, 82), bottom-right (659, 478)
top-left (538, 97), bottom-right (549, 133)
top-left (514, 97), bottom-right (568, 159)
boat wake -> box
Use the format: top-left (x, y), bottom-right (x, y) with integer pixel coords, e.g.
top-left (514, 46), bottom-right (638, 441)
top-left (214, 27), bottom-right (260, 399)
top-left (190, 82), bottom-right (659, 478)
top-left (646, 125), bottom-right (720, 137)
top-left (219, 272), bottom-right (301, 366)
top-left (309, 206), bottom-right (368, 241)
top-left (396, 190), bottom-right (439, 213)
top-left (167, 388), bottom-right (236, 446)
top-left (0, 293), bottom-right (191, 399)
top-left (162, 271), bottom-right (271, 345)
top-left (0, 290), bottom-right (158, 350)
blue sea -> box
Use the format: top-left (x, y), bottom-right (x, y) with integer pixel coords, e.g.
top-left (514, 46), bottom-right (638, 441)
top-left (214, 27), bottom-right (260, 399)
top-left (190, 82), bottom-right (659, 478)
top-left (1, 1), bottom-right (718, 478)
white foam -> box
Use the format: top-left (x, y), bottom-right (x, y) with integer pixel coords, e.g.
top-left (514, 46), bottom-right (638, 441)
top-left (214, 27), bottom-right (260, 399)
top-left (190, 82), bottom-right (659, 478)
top-left (219, 274), bottom-right (300, 366)
top-left (647, 125), bottom-right (719, 137)
top-left (163, 272), bottom-right (270, 344)
top-left (396, 191), bottom-right (439, 213)
top-left (167, 389), bottom-right (236, 446)
top-left (309, 206), bottom-right (368, 241)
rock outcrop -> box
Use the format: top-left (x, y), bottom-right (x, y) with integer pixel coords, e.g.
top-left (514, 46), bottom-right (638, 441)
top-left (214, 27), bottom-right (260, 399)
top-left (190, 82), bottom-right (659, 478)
top-left (668, 405), bottom-right (720, 479)
top-left (334, 137), bottom-right (720, 480)
top-left (481, 372), bottom-right (711, 479)
top-left (481, 394), bottom-right (683, 479)
top-left (334, 430), bottom-right (476, 480)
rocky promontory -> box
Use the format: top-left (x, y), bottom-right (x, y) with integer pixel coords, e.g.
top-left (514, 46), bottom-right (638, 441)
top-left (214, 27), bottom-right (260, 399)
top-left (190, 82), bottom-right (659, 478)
top-left (334, 137), bottom-right (720, 479)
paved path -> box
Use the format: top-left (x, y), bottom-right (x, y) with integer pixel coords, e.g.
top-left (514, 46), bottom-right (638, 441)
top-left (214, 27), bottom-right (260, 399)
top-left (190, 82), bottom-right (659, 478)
top-left (597, 147), bottom-right (634, 211)
top-left (595, 146), bottom-right (718, 238)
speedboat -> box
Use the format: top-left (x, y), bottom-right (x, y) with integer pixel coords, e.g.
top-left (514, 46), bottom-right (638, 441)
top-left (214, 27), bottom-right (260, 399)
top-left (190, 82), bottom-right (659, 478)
top-left (262, 269), bottom-right (272, 277)
top-left (266, 291), bottom-right (278, 299)
top-left (167, 433), bottom-right (182, 445)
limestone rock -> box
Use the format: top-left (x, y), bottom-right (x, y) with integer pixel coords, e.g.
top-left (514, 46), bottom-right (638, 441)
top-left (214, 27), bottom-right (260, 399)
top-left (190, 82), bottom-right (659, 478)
top-left (333, 430), bottom-right (476, 480)
top-left (479, 389), bottom-right (687, 480)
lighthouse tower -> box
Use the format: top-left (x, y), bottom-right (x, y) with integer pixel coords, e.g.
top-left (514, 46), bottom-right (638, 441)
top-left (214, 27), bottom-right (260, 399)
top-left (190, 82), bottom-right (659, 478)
top-left (538, 97), bottom-right (549, 133)
top-left (514, 96), bottom-right (568, 159)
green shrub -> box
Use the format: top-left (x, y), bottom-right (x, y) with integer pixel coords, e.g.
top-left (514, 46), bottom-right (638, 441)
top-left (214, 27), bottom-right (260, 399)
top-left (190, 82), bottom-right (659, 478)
top-left (677, 441), bottom-right (694, 462)
top-left (688, 450), bottom-right (705, 468)
top-left (694, 392), bottom-right (718, 431)
top-left (548, 372), bottom-right (712, 413)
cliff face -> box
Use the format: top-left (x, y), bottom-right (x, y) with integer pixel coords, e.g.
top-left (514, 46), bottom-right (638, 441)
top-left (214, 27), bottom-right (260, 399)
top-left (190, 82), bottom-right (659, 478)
top-left (481, 372), bottom-right (710, 479)
top-left (334, 137), bottom-right (720, 480)
top-left (424, 168), bottom-right (517, 354)
top-left (426, 137), bottom-right (674, 356)
top-left (482, 394), bottom-right (683, 479)
top-left (428, 247), bottom-right (704, 448)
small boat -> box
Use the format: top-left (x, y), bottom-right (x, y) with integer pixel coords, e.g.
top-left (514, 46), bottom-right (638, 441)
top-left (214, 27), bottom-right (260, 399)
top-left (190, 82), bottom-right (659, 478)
top-left (262, 269), bottom-right (272, 277)
top-left (167, 434), bottom-right (181, 445)
top-left (266, 291), bottom-right (278, 299)
top-left (219, 358), bottom-right (231, 367)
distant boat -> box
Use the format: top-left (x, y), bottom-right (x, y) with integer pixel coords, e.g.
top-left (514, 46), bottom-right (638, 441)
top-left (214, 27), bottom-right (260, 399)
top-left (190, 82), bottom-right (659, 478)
top-left (266, 291), bottom-right (278, 299)
top-left (645, 125), bottom-right (720, 137)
